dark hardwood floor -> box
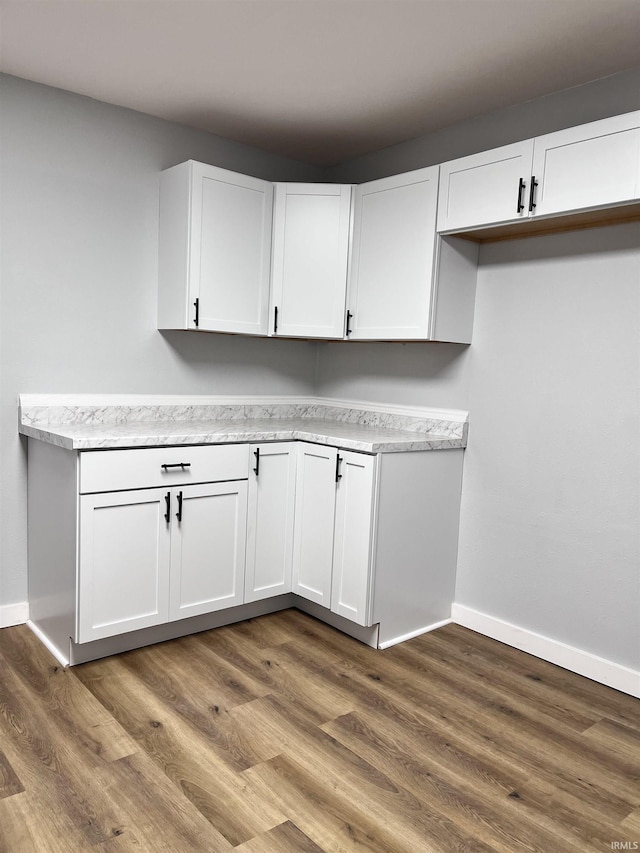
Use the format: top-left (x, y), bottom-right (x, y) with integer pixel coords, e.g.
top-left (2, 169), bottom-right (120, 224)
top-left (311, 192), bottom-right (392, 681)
top-left (0, 609), bottom-right (638, 852)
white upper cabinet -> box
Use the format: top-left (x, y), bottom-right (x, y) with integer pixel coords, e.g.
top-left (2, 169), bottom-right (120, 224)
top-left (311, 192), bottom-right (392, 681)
top-left (270, 183), bottom-right (352, 339)
top-left (346, 167), bottom-right (439, 340)
top-left (531, 112), bottom-right (640, 217)
top-left (437, 140), bottom-right (535, 232)
top-left (158, 161), bottom-right (273, 335)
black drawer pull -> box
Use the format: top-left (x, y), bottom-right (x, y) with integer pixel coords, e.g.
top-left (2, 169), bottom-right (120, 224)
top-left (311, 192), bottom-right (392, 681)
top-left (164, 492), bottom-right (171, 523)
top-left (335, 454), bottom-right (343, 483)
top-left (528, 176), bottom-right (538, 212)
top-left (176, 491), bottom-right (183, 522)
top-left (253, 448), bottom-right (260, 476)
top-left (161, 462), bottom-right (191, 471)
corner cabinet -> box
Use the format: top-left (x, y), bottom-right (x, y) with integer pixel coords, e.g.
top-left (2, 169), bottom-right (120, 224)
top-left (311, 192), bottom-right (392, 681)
top-left (270, 183), bottom-right (352, 339)
top-left (158, 160), bottom-right (273, 335)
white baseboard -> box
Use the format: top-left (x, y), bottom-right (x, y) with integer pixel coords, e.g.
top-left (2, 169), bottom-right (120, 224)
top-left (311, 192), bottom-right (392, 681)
top-left (0, 601), bottom-right (29, 628)
top-left (378, 618), bottom-right (452, 650)
top-left (452, 604), bottom-right (640, 698)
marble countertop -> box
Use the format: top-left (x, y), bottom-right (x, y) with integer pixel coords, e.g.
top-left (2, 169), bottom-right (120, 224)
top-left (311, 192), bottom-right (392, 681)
top-left (18, 395), bottom-right (468, 453)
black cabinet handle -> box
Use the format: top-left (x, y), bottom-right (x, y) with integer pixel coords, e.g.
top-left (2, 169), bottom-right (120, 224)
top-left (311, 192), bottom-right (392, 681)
top-left (161, 462), bottom-right (191, 471)
top-left (516, 177), bottom-right (526, 213)
top-left (193, 297), bottom-right (199, 327)
top-left (253, 448), bottom-right (260, 476)
top-left (274, 306), bottom-right (278, 335)
top-left (528, 176), bottom-right (538, 212)
top-left (345, 310), bottom-right (353, 337)
top-left (164, 492), bottom-right (171, 522)
top-left (335, 454), bottom-right (343, 483)
top-left (176, 491), bottom-right (183, 522)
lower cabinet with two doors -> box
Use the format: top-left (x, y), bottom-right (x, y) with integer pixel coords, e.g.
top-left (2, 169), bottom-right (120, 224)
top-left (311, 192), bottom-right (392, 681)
top-left (27, 437), bottom-right (464, 663)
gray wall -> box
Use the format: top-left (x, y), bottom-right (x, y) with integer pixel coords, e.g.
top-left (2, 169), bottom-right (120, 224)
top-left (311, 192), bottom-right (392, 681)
top-left (327, 67), bottom-right (640, 183)
top-left (322, 69), bottom-right (640, 671)
top-left (458, 225), bottom-right (639, 669)
top-left (0, 75), bottom-right (320, 608)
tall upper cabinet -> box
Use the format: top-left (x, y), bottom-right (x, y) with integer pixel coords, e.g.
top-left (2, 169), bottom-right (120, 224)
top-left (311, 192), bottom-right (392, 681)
top-left (270, 183), bottom-right (352, 339)
top-left (158, 161), bottom-right (273, 335)
top-left (345, 166), bottom-right (477, 343)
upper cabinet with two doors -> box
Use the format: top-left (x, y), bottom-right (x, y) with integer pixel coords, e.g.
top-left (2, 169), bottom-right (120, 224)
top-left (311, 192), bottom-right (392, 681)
top-left (158, 161), bottom-right (478, 344)
top-left (437, 111), bottom-right (640, 236)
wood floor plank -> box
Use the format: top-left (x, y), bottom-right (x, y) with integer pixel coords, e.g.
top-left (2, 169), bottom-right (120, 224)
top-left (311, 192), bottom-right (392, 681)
top-left (0, 748), bottom-right (24, 799)
top-left (75, 654), bottom-right (286, 845)
top-left (1, 613), bottom-right (638, 853)
top-left (235, 819), bottom-right (325, 853)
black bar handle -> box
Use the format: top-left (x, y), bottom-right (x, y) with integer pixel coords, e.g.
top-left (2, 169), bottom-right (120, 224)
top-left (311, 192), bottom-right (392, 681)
top-left (335, 454), bottom-right (343, 483)
top-left (176, 491), bottom-right (183, 522)
top-left (516, 177), bottom-right (526, 213)
top-left (161, 462), bottom-right (191, 471)
top-left (345, 310), bottom-right (353, 337)
top-left (253, 448), bottom-right (260, 476)
top-left (274, 306), bottom-right (278, 335)
top-left (528, 176), bottom-right (538, 212)
top-left (193, 297), bottom-right (199, 327)
top-left (164, 492), bottom-right (171, 523)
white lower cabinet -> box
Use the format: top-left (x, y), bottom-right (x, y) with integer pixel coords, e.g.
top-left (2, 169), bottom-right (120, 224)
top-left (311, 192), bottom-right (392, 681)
top-left (292, 443), bottom-right (377, 627)
top-left (27, 436), bottom-right (464, 662)
top-left (78, 488), bottom-right (171, 643)
top-left (331, 450), bottom-right (377, 626)
top-left (292, 443), bottom-right (339, 607)
top-left (78, 480), bottom-right (248, 643)
top-left (169, 481), bottom-right (247, 621)
top-left (245, 442), bottom-right (296, 602)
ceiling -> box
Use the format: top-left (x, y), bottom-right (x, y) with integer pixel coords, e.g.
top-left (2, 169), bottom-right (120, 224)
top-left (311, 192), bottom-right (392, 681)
top-left (1, 0), bottom-right (639, 166)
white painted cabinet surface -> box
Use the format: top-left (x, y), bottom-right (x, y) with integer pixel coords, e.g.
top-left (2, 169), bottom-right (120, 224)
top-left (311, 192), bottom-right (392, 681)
top-left (158, 161), bottom-right (273, 335)
top-left (438, 111), bottom-right (640, 234)
top-left (270, 183), bottom-right (352, 339)
top-left (77, 444), bottom-right (249, 643)
top-left (437, 140), bottom-right (535, 232)
top-left (169, 481), bottom-right (247, 621)
top-left (292, 442), bottom-right (338, 606)
top-left (245, 442), bottom-right (296, 602)
top-left (346, 167), bottom-right (439, 340)
top-left (331, 450), bottom-right (377, 626)
top-left (531, 111), bottom-right (640, 217)
top-left (78, 488), bottom-right (171, 643)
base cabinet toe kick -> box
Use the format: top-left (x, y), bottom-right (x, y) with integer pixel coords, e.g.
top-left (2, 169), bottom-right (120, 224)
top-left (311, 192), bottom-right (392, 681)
top-left (26, 438), bottom-right (464, 665)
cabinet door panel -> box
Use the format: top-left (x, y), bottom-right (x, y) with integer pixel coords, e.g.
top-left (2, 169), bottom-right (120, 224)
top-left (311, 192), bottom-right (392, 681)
top-left (190, 163), bottom-right (273, 335)
top-left (271, 184), bottom-right (351, 338)
top-left (169, 481), bottom-right (247, 620)
top-left (292, 443), bottom-right (337, 606)
top-left (348, 168), bottom-right (438, 339)
top-left (331, 451), bottom-right (377, 626)
top-left (532, 112), bottom-right (640, 217)
top-left (245, 443), bottom-right (296, 602)
top-left (437, 140), bottom-right (534, 232)
top-left (78, 489), bottom-right (171, 643)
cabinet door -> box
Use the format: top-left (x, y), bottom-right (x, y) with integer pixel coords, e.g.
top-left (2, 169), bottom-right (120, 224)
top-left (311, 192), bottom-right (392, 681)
top-left (78, 488), bottom-right (171, 643)
top-left (270, 184), bottom-right (351, 338)
top-left (347, 168), bottom-right (439, 340)
top-left (437, 140), bottom-right (534, 232)
top-left (169, 481), bottom-right (247, 620)
top-left (292, 443), bottom-right (337, 606)
top-left (159, 161), bottom-right (273, 334)
top-left (331, 451), bottom-right (377, 626)
top-left (531, 112), bottom-right (640, 217)
top-left (245, 443), bottom-right (296, 602)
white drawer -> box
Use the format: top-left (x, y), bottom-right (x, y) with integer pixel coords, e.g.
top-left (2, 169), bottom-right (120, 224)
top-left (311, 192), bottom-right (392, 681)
top-left (79, 444), bottom-right (250, 494)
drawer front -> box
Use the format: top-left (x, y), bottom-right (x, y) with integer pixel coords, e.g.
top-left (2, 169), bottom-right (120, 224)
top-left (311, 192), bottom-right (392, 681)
top-left (80, 444), bottom-right (250, 494)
